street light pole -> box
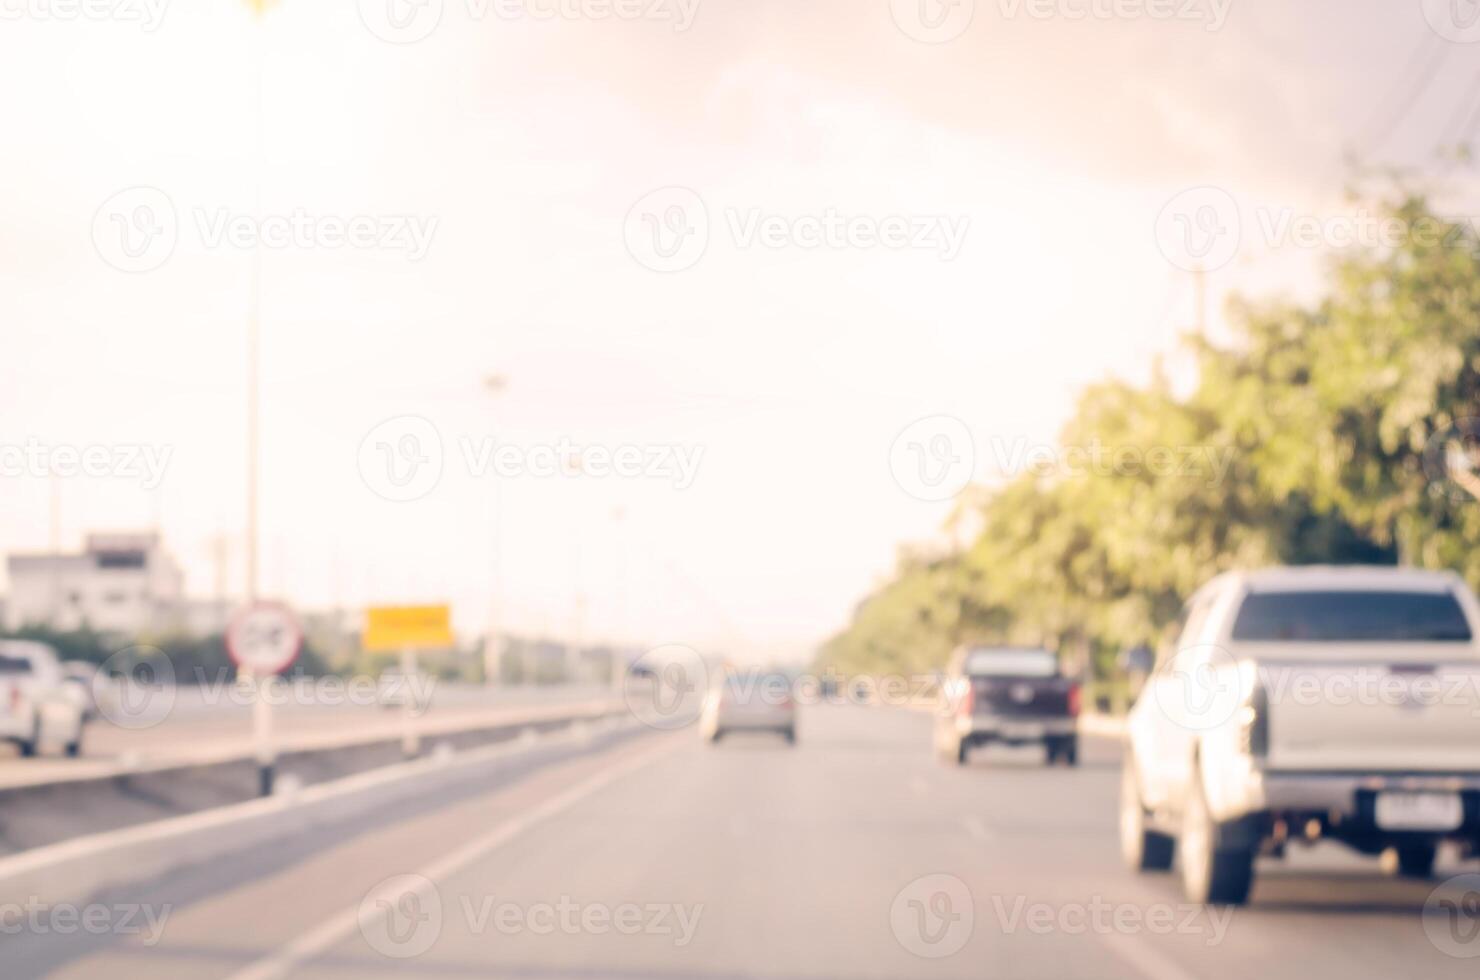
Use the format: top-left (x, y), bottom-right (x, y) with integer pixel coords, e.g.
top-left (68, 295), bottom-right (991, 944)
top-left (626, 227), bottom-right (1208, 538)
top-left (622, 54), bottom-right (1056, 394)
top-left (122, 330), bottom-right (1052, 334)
top-left (482, 374), bottom-right (508, 685)
top-left (246, 0), bottom-right (271, 797)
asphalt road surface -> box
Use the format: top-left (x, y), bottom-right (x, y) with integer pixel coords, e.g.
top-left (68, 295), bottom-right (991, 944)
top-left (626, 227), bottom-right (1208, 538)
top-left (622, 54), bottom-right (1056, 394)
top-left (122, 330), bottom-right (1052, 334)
top-left (8, 705), bottom-right (1480, 979)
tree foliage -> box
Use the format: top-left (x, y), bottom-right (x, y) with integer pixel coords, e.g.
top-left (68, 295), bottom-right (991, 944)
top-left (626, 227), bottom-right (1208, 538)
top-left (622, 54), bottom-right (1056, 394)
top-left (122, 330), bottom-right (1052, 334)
top-left (820, 189), bottom-right (1480, 681)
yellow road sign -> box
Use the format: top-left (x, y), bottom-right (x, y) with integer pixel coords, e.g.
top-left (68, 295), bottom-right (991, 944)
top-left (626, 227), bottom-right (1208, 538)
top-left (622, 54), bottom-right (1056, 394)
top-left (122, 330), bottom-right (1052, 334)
top-left (365, 605), bottom-right (453, 652)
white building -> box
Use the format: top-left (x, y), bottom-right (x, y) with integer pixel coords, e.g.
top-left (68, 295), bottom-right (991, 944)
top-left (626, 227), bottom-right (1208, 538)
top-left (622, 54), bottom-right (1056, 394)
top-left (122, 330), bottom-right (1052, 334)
top-left (5, 532), bottom-right (185, 635)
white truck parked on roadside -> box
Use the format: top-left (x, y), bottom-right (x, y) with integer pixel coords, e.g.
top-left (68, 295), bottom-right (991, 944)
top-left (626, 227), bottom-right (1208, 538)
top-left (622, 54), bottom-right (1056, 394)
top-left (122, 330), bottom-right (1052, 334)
top-left (1122, 566), bottom-right (1480, 905)
top-left (0, 640), bottom-right (87, 758)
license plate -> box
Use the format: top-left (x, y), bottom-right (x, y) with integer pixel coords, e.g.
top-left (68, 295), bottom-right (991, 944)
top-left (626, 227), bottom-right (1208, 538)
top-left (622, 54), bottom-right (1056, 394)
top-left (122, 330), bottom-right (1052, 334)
top-left (1000, 723), bottom-right (1043, 740)
top-left (1374, 792), bottom-right (1464, 831)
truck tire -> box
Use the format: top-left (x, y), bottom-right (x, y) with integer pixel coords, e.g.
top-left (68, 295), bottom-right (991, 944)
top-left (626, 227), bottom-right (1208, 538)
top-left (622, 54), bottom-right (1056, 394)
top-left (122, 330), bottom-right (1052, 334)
top-left (936, 727), bottom-right (967, 766)
top-left (1180, 772), bottom-right (1255, 905)
top-left (1120, 761), bottom-right (1174, 872)
top-left (19, 719), bottom-right (41, 758)
top-left (1395, 844), bottom-right (1437, 879)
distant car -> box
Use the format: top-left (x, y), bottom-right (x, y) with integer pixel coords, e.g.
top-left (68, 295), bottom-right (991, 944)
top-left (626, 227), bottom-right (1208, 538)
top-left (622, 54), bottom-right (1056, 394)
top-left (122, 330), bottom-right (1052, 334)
top-left (376, 667), bottom-right (429, 710)
top-left (934, 646), bottom-right (1080, 767)
top-left (0, 641), bottom-right (86, 757)
top-left (701, 670), bottom-right (796, 744)
top-left (1123, 567), bottom-right (1480, 906)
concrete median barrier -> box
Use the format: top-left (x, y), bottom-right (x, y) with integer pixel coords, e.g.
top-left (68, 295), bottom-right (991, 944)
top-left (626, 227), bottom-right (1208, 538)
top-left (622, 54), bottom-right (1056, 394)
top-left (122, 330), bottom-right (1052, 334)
top-left (0, 699), bottom-right (618, 860)
top-left (0, 706), bottom-right (640, 909)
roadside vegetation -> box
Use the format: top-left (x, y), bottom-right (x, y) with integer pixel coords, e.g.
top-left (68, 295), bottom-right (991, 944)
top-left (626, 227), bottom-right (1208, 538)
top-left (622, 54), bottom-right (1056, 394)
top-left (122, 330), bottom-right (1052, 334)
top-left (819, 186), bottom-right (1480, 694)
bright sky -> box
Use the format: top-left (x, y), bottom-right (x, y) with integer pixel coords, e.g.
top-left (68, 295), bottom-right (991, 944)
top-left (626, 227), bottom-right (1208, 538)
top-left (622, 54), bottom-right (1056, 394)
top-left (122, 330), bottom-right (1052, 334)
top-left (1, 0), bottom-right (1476, 662)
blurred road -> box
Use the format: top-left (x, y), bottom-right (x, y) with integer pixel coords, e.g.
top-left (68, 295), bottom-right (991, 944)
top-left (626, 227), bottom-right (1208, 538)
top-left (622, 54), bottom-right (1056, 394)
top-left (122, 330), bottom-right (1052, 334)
top-left (0, 684), bottom-right (616, 789)
top-left (10, 705), bottom-right (1480, 979)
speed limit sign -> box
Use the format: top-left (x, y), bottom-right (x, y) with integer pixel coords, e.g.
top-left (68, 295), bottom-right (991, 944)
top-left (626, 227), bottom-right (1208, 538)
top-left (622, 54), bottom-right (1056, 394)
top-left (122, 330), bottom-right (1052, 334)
top-left (227, 601), bottom-right (302, 675)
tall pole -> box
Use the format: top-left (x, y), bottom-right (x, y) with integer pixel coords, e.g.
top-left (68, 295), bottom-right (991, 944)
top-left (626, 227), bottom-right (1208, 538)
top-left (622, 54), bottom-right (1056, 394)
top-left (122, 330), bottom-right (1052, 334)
top-left (400, 646), bottom-right (421, 757)
top-left (48, 475), bottom-right (61, 626)
top-left (482, 375), bottom-right (507, 685)
top-left (246, 2), bottom-right (272, 797)
top-left (247, 266), bottom-right (260, 605)
top-left (611, 505), bottom-right (627, 691)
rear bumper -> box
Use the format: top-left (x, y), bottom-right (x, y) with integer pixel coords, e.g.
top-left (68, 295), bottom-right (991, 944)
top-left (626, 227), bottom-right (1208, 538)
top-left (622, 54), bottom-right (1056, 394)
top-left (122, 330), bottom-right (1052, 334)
top-left (1258, 771), bottom-right (1480, 810)
top-left (712, 710), bottom-right (795, 731)
top-left (1246, 771), bottom-right (1480, 838)
top-left (957, 715), bottom-right (1076, 742)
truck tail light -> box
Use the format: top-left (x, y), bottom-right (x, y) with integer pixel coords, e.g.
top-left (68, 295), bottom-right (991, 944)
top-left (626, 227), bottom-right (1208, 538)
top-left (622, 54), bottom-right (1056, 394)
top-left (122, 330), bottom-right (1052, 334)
top-left (958, 682), bottom-right (975, 717)
top-left (1238, 680), bottom-right (1269, 758)
top-left (1067, 684), bottom-right (1082, 717)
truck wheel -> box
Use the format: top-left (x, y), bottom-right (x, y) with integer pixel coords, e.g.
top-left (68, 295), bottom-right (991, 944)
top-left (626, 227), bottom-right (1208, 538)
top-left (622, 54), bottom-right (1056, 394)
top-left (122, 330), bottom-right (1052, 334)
top-left (18, 716), bottom-right (42, 758)
top-left (1120, 761), bottom-right (1174, 872)
top-left (1060, 738), bottom-right (1078, 767)
top-left (1395, 844), bottom-right (1437, 879)
top-left (956, 739), bottom-right (970, 766)
top-left (1180, 774), bottom-right (1254, 905)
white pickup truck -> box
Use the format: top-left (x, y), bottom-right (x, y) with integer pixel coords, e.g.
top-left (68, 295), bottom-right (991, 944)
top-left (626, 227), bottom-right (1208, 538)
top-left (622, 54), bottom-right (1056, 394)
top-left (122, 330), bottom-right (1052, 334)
top-left (0, 640), bottom-right (87, 758)
top-left (1122, 566), bottom-right (1480, 905)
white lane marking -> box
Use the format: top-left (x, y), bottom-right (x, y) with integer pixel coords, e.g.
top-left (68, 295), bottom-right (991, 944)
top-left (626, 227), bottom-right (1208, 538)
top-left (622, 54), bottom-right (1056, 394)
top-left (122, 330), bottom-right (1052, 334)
top-left (1095, 927), bottom-right (1202, 980)
top-left (223, 739), bottom-right (677, 980)
top-left (962, 815), bottom-right (994, 841)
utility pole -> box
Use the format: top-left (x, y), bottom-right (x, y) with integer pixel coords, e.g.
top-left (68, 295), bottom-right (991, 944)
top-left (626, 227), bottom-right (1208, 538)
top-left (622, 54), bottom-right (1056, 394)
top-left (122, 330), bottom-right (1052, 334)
top-left (48, 475), bottom-right (61, 625)
top-left (245, 0), bottom-right (272, 798)
top-left (611, 505), bottom-right (627, 691)
top-left (482, 374), bottom-right (507, 685)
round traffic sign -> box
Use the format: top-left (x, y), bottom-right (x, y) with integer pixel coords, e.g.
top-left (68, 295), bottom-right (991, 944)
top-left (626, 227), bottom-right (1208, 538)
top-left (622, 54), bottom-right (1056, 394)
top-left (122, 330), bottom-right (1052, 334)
top-left (227, 601), bottom-right (303, 675)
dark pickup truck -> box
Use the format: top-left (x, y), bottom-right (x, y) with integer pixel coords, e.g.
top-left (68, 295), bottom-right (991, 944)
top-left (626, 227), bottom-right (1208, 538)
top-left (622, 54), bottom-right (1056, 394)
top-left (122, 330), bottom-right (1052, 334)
top-left (934, 646), bottom-right (1081, 766)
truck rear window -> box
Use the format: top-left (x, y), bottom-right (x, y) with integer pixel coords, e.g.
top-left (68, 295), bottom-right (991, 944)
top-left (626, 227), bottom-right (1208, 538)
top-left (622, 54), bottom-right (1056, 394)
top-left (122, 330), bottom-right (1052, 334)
top-left (0, 655), bottom-right (32, 675)
top-left (964, 649), bottom-right (1057, 677)
top-left (1230, 591), bottom-right (1474, 642)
